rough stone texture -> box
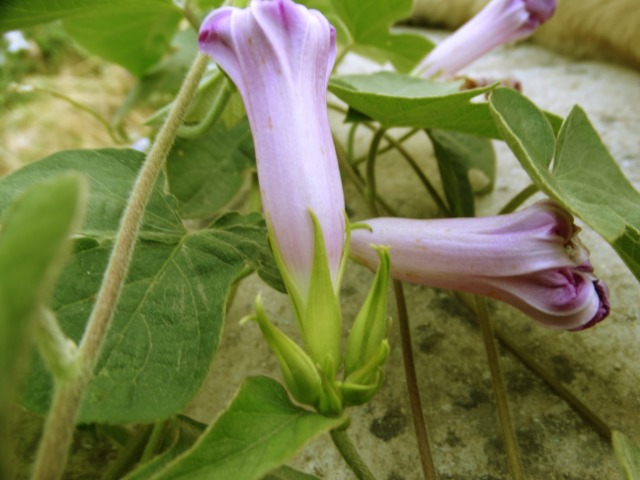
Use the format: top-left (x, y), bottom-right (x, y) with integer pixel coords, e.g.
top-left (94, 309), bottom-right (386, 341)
top-left (185, 34), bottom-right (640, 479)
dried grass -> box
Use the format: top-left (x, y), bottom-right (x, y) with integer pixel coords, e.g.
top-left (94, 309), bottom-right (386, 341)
top-left (0, 55), bottom-right (150, 176)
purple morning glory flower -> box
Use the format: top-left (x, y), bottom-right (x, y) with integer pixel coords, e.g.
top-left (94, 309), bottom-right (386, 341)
top-left (351, 201), bottom-right (609, 330)
top-left (415, 0), bottom-right (557, 78)
top-left (198, 0), bottom-right (345, 303)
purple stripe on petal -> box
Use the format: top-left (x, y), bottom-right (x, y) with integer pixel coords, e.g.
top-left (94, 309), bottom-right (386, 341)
top-left (199, 0), bottom-right (345, 301)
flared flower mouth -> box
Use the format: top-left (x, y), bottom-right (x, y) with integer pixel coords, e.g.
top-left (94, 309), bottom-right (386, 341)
top-left (350, 201), bottom-right (609, 330)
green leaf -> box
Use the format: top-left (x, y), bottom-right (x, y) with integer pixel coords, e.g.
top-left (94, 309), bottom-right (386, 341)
top-left (262, 465), bottom-right (320, 480)
top-left (613, 431), bottom-right (640, 480)
top-left (167, 118), bottom-right (255, 219)
top-left (0, 149), bottom-right (183, 237)
top-left (0, 174), bottom-right (85, 479)
top-left (0, 0), bottom-right (182, 75)
top-left (324, 0), bottom-right (432, 72)
top-left (330, 73), bottom-right (501, 138)
top-left (151, 376), bottom-right (345, 480)
top-left (489, 88), bottom-right (556, 170)
top-left (428, 130), bottom-right (496, 217)
top-left (0, 149), bottom-right (281, 423)
top-left (490, 87), bottom-right (640, 282)
top-left (194, 0), bottom-right (226, 10)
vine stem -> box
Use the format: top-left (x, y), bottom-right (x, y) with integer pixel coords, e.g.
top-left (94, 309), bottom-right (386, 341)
top-left (499, 184), bottom-right (539, 214)
top-left (456, 291), bottom-right (612, 441)
top-left (334, 139), bottom-right (397, 216)
top-left (474, 296), bottom-right (525, 480)
top-left (30, 53), bottom-right (210, 480)
top-left (394, 281), bottom-right (437, 480)
top-left (330, 428), bottom-right (377, 480)
top-left (327, 102), bottom-right (449, 216)
top-left (494, 328), bottom-right (611, 440)
top-left (365, 128), bottom-right (386, 216)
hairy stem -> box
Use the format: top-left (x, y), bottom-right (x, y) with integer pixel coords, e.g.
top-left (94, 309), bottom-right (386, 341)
top-left (394, 281), bottom-right (438, 480)
top-left (330, 428), bottom-right (377, 480)
top-left (475, 296), bottom-right (525, 480)
top-left (30, 53), bottom-right (210, 480)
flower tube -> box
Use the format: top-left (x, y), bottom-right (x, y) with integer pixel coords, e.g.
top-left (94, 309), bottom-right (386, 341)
top-left (415, 0), bottom-right (556, 78)
top-left (351, 201), bottom-right (609, 330)
top-left (198, 0), bottom-right (345, 304)
top-left (199, 0), bottom-right (348, 407)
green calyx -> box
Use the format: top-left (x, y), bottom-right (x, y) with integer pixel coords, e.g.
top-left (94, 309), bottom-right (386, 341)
top-left (269, 209), bottom-right (343, 381)
top-left (342, 246), bottom-right (392, 406)
top-left (301, 211), bottom-right (343, 378)
top-left (341, 340), bottom-right (390, 406)
top-left (251, 296), bottom-right (343, 415)
top-left (251, 297), bottom-right (323, 407)
top-left (255, 215), bottom-right (392, 413)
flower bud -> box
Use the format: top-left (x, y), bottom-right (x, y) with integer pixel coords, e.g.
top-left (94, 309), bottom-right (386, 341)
top-left (250, 297), bottom-right (324, 407)
top-left (344, 247), bottom-right (391, 380)
top-left (415, 0), bottom-right (557, 78)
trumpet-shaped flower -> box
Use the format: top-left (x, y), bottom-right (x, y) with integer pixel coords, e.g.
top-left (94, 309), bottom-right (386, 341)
top-left (351, 201), bottom-right (609, 331)
top-left (199, 0), bottom-right (352, 412)
top-left (415, 0), bottom-right (557, 78)
top-left (199, 0), bottom-right (345, 303)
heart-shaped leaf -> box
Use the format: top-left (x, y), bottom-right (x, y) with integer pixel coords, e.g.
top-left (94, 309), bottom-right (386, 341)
top-left (0, 149), bottom-right (281, 422)
top-left (490, 87), bottom-right (640, 282)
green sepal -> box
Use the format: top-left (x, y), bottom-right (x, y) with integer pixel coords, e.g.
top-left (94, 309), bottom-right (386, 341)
top-left (301, 211), bottom-right (342, 378)
top-left (349, 222), bottom-right (373, 232)
top-left (252, 297), bottom-right (324, 407)
top-left (334, 212), bottom-right (350, 295)
top-left (344, 246), bottom-right (391, 377)
top-left (318, 356), bottom-right (343, 417)
top-left (265, 221), bottom-right (306, 327)
top-left (341, 340), bottom-right (390, 406)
